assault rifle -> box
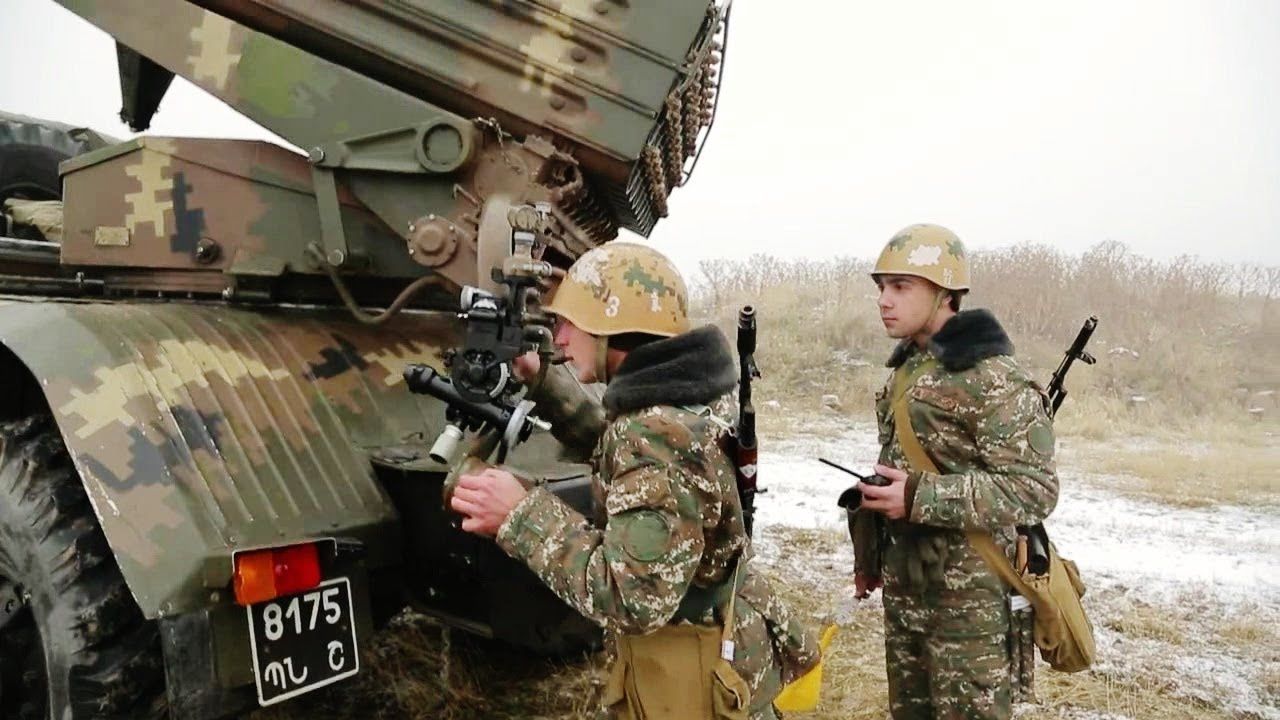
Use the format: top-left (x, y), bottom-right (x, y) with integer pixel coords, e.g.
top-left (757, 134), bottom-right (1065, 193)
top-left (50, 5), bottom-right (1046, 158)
top-left (1046, 316), bottom-right (1098, 415)
top-left (1018, 315), bottom-right (1098, 573)
top-left (736, 306), bottom-right (762, 537)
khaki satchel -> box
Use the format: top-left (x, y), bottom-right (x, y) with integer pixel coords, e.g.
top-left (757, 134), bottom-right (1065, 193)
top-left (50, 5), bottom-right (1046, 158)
top-left (891, 361), bottom-right (1096, 673)
top-left (603, 566), bottom-right (750, 720)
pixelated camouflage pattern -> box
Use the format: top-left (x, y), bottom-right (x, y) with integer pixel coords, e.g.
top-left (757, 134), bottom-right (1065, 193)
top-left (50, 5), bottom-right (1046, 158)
top-left (864, 345), bottom-right (1058, 719)
top-left (0, 0), bottom-right (727, 644)
top-left (496, 395), bottom-right (815, 717)
top-left (58, 137), bottom-right (419, 278)
top-left (55, 123), bottom-right (601, 299)
top-left (0, 298), bottom-right (467, 617)
top-left (544, 242), bottom-right (691, 337)
top-left (873, 224), bottom-right (971, 291)
top-left (1009, 607), bottom-right (1037, 703)
top-left (883, 599), bottom-right (1011, 720)
top-left (53, 0), bottom-right (725, 262)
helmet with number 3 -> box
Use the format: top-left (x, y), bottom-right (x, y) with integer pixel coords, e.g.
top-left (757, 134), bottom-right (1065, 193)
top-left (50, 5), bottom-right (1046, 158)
top-left (544, 242), bottom-right (690, 337)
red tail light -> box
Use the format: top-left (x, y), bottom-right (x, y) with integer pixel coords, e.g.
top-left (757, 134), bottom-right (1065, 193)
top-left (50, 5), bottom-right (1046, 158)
top-left (233, 542), bottom-right (322, 606)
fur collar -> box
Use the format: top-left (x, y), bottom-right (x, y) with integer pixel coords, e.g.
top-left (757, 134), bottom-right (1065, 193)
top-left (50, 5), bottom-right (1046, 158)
top-left (603, 325), bottom-right (737, 416)
top-left (886, 309), bottom-right (1014, 371)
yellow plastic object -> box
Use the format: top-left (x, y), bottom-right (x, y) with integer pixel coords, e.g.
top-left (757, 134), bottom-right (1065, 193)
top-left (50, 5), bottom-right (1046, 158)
top-left (773, 625), bottom-right (838, 712)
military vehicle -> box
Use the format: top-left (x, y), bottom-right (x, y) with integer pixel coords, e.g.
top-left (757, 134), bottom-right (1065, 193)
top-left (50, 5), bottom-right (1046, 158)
top-left (0, 1), bottom-right (728, 717)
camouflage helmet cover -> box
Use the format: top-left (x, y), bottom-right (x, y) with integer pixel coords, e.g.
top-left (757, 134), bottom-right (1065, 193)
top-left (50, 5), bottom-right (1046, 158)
top-left (871, 223), bottom-right (971, 291)
top-left (545, 242), bottom-right (690, 338)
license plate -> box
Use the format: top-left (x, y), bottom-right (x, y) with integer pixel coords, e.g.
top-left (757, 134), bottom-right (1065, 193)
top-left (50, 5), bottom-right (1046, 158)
top-left (247, 577), bottom-right (360, 706)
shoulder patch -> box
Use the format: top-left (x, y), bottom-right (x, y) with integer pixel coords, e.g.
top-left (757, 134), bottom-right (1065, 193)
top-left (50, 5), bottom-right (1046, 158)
top-left (1028, 422), bottom-right (1055, 456)
top-left (616, 509), bottom-right (673, 562)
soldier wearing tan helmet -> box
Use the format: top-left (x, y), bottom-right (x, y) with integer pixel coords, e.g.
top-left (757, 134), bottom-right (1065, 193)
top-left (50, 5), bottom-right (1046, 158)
top-left (450, 243), bottom-right (820, 720)
top-left (850, 225), bottom-right (1058, 719)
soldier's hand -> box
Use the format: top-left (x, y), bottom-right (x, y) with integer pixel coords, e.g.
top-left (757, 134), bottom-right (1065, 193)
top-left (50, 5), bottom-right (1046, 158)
top-left (512, 351), bottom-right (541, 383)
top-left (450, 468), bottom-right (528, 537)
top-left (860, 464), bottom-right (909, 520)
top-left (854, 573), bottom-right (882, 599)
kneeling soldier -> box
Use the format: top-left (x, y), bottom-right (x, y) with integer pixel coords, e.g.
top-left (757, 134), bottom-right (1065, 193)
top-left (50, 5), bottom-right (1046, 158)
top-left (450, 243), bottom-right (819, 720)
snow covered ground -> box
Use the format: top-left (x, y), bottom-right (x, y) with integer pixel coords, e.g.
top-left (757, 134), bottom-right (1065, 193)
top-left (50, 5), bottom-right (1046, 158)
top-left (749, 420), bottom-right (1280, 720)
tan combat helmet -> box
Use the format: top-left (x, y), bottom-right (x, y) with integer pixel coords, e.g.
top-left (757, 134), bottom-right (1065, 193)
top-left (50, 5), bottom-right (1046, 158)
top-left (545, 242), bottom-right (690, 338)
top-left (871, 223), bottom-right (971, 291)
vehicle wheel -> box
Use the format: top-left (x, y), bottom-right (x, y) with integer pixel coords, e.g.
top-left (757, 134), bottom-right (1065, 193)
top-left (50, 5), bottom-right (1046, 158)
top-left (0, 111), bottom-right (113, 204)
top-left (0, 415), bottom-right (167, 720)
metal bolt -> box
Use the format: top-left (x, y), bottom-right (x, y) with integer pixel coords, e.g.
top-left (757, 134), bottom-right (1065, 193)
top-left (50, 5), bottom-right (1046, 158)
top-left (209, 591), bottom-right (220, 603)
top-left (194, 237), bottom-right (221, 265)
top-left (570, 47), bottom-right (588, 63)
top-left (308, 146), bottom-right (326, 164)
top-left (593, 1), bottom-right (609, 14)
top-left (549, 95), bottom-right (567, 110)
top-left (327, 248), bottom-right (346, 267)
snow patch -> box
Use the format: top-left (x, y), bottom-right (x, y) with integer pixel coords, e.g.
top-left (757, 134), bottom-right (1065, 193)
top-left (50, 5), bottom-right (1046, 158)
top-left (752, 420), bottom-right (1280, 719)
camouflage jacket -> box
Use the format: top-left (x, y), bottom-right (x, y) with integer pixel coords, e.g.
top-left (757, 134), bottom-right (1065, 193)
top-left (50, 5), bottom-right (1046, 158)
top-left (499, 326), bottom-right (817, 714)
top-left (854, 310), bottom-right (1059, 599)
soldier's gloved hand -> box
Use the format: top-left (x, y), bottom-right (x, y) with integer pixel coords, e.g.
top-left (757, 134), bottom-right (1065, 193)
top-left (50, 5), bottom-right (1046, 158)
top-left (860, 464), bottom-right (909, 520)
top-left (450, 468), bottom-right (528, 537)
top-left (854, 573), bottom-right (882, 599)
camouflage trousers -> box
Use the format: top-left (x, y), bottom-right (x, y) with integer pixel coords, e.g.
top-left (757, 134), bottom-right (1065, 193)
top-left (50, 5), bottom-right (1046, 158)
top-left (882, 587), bottom-right (1012, 720)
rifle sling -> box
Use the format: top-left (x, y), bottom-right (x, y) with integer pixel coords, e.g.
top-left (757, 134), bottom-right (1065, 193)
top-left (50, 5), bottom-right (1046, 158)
top-left (890, 359), bottom-right (1038, 599)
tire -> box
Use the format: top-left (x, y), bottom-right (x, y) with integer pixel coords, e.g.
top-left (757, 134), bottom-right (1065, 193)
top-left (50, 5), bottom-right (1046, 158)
top-left (0, 415), bottom-right (166, 720)
top-left (0, 111), bottom-right (113, 203)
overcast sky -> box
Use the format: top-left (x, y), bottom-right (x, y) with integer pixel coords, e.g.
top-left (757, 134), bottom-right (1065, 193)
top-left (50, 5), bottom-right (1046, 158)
top-left (2, 0), bottom-right (1277, 280)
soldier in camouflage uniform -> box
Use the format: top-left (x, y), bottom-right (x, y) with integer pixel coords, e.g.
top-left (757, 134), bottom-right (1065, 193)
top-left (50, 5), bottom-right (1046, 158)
top-left (851, 225), bottom-right (1059, 720)
top-left (450, 243), bottom-right (819, 720)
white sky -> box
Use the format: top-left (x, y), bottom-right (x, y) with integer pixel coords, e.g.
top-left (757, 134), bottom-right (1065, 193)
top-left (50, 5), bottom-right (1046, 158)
top-left (2, 0), bottom-right (1277, 280)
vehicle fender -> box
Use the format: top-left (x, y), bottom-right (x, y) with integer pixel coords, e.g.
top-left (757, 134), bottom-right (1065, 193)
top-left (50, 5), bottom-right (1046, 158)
top-left (0, 298), bottom-right (457, 618)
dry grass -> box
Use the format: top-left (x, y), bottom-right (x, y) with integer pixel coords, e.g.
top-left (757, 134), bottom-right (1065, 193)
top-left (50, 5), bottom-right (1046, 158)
top-left (1218, 615), bottom-right (1275, 646)
top-left (256, 521), bottom-right (1277, 720)
top-left (1262, 667), bottom-right (1280, 710)
top-left (1104, 603), bottom-right (1186, 645)
top-left (1059, 431), bottom-right (1280, 508)
top-left (694, 242), bottom-right (1280, 437)
top-left (759, 528), bottom-right (1274, 720)
top-left (252, 612), bottom-right (604, 720)
top-left (1031, 671), bottom-right (1234, 720)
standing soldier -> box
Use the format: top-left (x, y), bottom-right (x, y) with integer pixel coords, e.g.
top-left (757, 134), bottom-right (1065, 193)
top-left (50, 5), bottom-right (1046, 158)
top-left (852, 224), bottom-right (1058, 719)
top-left (450, 243), bottom-right (819, 720)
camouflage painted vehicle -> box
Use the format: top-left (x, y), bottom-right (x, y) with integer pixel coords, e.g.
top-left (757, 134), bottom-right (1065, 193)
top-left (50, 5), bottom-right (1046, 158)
top-left (0, 1), bottom-right (728, 718)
